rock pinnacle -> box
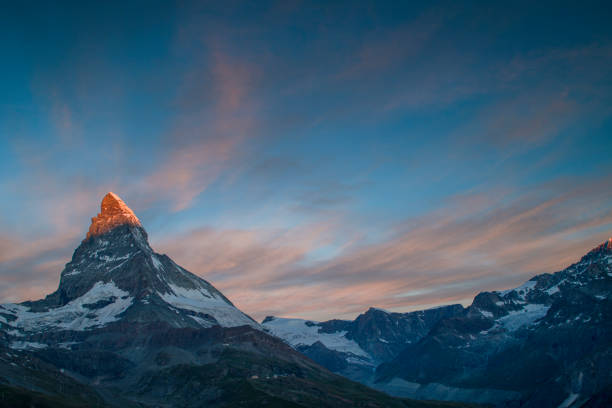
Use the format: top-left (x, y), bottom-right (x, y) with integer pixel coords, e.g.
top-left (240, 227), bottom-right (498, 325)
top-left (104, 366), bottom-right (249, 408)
top-left (86, 192), bottom-right (141, 239)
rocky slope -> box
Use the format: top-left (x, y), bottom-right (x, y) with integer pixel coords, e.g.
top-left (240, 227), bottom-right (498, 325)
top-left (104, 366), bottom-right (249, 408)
top-left (0, 193), bottom-right (469, 408)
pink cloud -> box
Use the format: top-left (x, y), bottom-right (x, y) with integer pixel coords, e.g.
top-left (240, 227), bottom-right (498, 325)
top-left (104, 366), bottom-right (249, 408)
top-left (153, 176), bottom-right (612, 321)
top-left (1, 176), bottom-right (610, 322)
top-left (140, 44), bottom-right (260, 211)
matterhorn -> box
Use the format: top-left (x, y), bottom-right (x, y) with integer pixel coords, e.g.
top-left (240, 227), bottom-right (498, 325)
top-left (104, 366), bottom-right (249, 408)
top-left (5, 192), bottom-right (257, 331)
top-left (0, 193), bottom-right (414, 408)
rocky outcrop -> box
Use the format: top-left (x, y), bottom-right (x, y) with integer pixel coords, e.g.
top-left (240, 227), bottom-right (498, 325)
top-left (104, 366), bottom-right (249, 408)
top-left (86, 192), bottom-right (141, 239)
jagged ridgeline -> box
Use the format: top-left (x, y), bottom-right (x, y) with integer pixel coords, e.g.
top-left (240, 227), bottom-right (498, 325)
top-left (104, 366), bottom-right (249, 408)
top-left (265, 238), bottom-right (612, 407)
top-left (0, 193), bottom-right (470, 408)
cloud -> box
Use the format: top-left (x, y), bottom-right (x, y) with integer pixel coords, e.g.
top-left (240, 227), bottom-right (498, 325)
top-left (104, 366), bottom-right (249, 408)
top-left (149, 176), bottom-right (612, 321)
top-left (336, 7), bottom-right (449, 81)
top-left (0, 232), bottom-right (77, 303)
top-left (154, 219), bottom-right (343, 289)
top-left (465, 44), bottom-right (612, 148)
top-left (139, 42), bottom-right (260, 211)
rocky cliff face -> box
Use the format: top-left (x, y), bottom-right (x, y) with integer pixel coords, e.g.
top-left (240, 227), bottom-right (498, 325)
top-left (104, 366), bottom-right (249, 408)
top-left (346, 304), bottom-right (465, 362)
top-left (0, 193), bottom-right (446, 408)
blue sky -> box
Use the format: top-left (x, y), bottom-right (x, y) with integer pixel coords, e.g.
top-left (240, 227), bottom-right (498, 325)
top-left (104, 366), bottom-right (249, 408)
top-left (1, 1), bottom-right (611, 320)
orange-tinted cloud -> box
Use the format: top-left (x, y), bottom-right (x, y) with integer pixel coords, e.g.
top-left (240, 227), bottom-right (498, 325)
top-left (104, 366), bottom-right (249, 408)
top-left (150, 176), bottom-right (612, 321)
top-left (140, 44), bottom-right (260, 211)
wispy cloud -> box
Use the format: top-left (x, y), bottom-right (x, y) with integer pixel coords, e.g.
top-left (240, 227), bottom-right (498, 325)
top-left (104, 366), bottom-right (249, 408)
top-left (151, 176), bottom-right (612, 321)
top-left (0, 232), bottom-right (77, 302)
top-left (140, 41), bottom-right (260, 211)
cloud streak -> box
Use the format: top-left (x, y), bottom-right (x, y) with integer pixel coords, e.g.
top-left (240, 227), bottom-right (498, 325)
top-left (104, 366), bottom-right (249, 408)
top-left (152, 176), bottom-right (612, 321)
top-left (140, 40), bottom-right (261, 211)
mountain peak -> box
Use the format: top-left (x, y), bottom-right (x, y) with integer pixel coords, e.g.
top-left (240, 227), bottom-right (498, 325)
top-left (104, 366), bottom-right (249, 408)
top-left (86, 192), bottom-right (141, 239)
top-left (595, 236), bottom-right (612, 251)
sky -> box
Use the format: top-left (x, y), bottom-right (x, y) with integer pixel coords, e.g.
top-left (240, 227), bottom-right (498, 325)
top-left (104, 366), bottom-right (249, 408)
top-left (1, 1), bottom-right (612, 321)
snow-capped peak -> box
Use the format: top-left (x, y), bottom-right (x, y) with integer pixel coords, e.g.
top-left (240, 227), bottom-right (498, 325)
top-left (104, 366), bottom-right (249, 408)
top-left (86, 192), bottom-right (141, 240)
top-left (1, 191), bottom-right (260, 335)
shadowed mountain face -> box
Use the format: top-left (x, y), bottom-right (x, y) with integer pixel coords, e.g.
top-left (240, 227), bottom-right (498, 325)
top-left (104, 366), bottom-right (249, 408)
top-left (0, 193), bottom-right (470, 408)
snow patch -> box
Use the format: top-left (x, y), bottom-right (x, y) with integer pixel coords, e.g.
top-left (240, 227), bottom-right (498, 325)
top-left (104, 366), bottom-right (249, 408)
top-left (346, 356), bottom-right (375, 367)
top-left (98, 254), bottom-right (130, 262)
top-left (480, 310), bottom-right (493, 318)
top-left (64, 270), bottom-right (81, 277)
top-left (10, 341), bottom-right (48, 350)
top-left (557, 393), bottom-right (579, 408)
top-left (107, 259), bottom-right (130, 273)
top-left (159, 283), bottom-right (257, 329)
top-left (131, 228), bottom-right (149, 250)
top-left (151, 255), bottom-right (164, 271)
top-left (499, 280), bottom-right (537, 298)
top-left (3, 281), bottom-right (133, 332)
top-left (498, 303), bottom-right (550, 331)
top-left (263, 317), bottom-right (371, 359)
top-left (57, 342), bottom-right (78, 349)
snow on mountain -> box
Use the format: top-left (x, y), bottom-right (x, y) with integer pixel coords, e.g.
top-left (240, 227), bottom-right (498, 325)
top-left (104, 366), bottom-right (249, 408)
top-left (497, 279), bottom-right (537, 298)
top-left (159, 283), bottom-right (256, 328)
top-left (262, 316), bottom-right (371, 362)
top-left (1, 281), bottom-right (132, 334)
top-left (497, 303), bottom-right (551, 331)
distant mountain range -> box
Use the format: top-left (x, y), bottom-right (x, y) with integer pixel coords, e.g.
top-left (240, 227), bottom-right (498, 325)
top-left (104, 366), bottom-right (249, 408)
top-left (0, 193), bottom-right (469, 408)
top-left (264, 238), bottom-right (612, 407)
top-left (262, 304), bottom-right (464, 383)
